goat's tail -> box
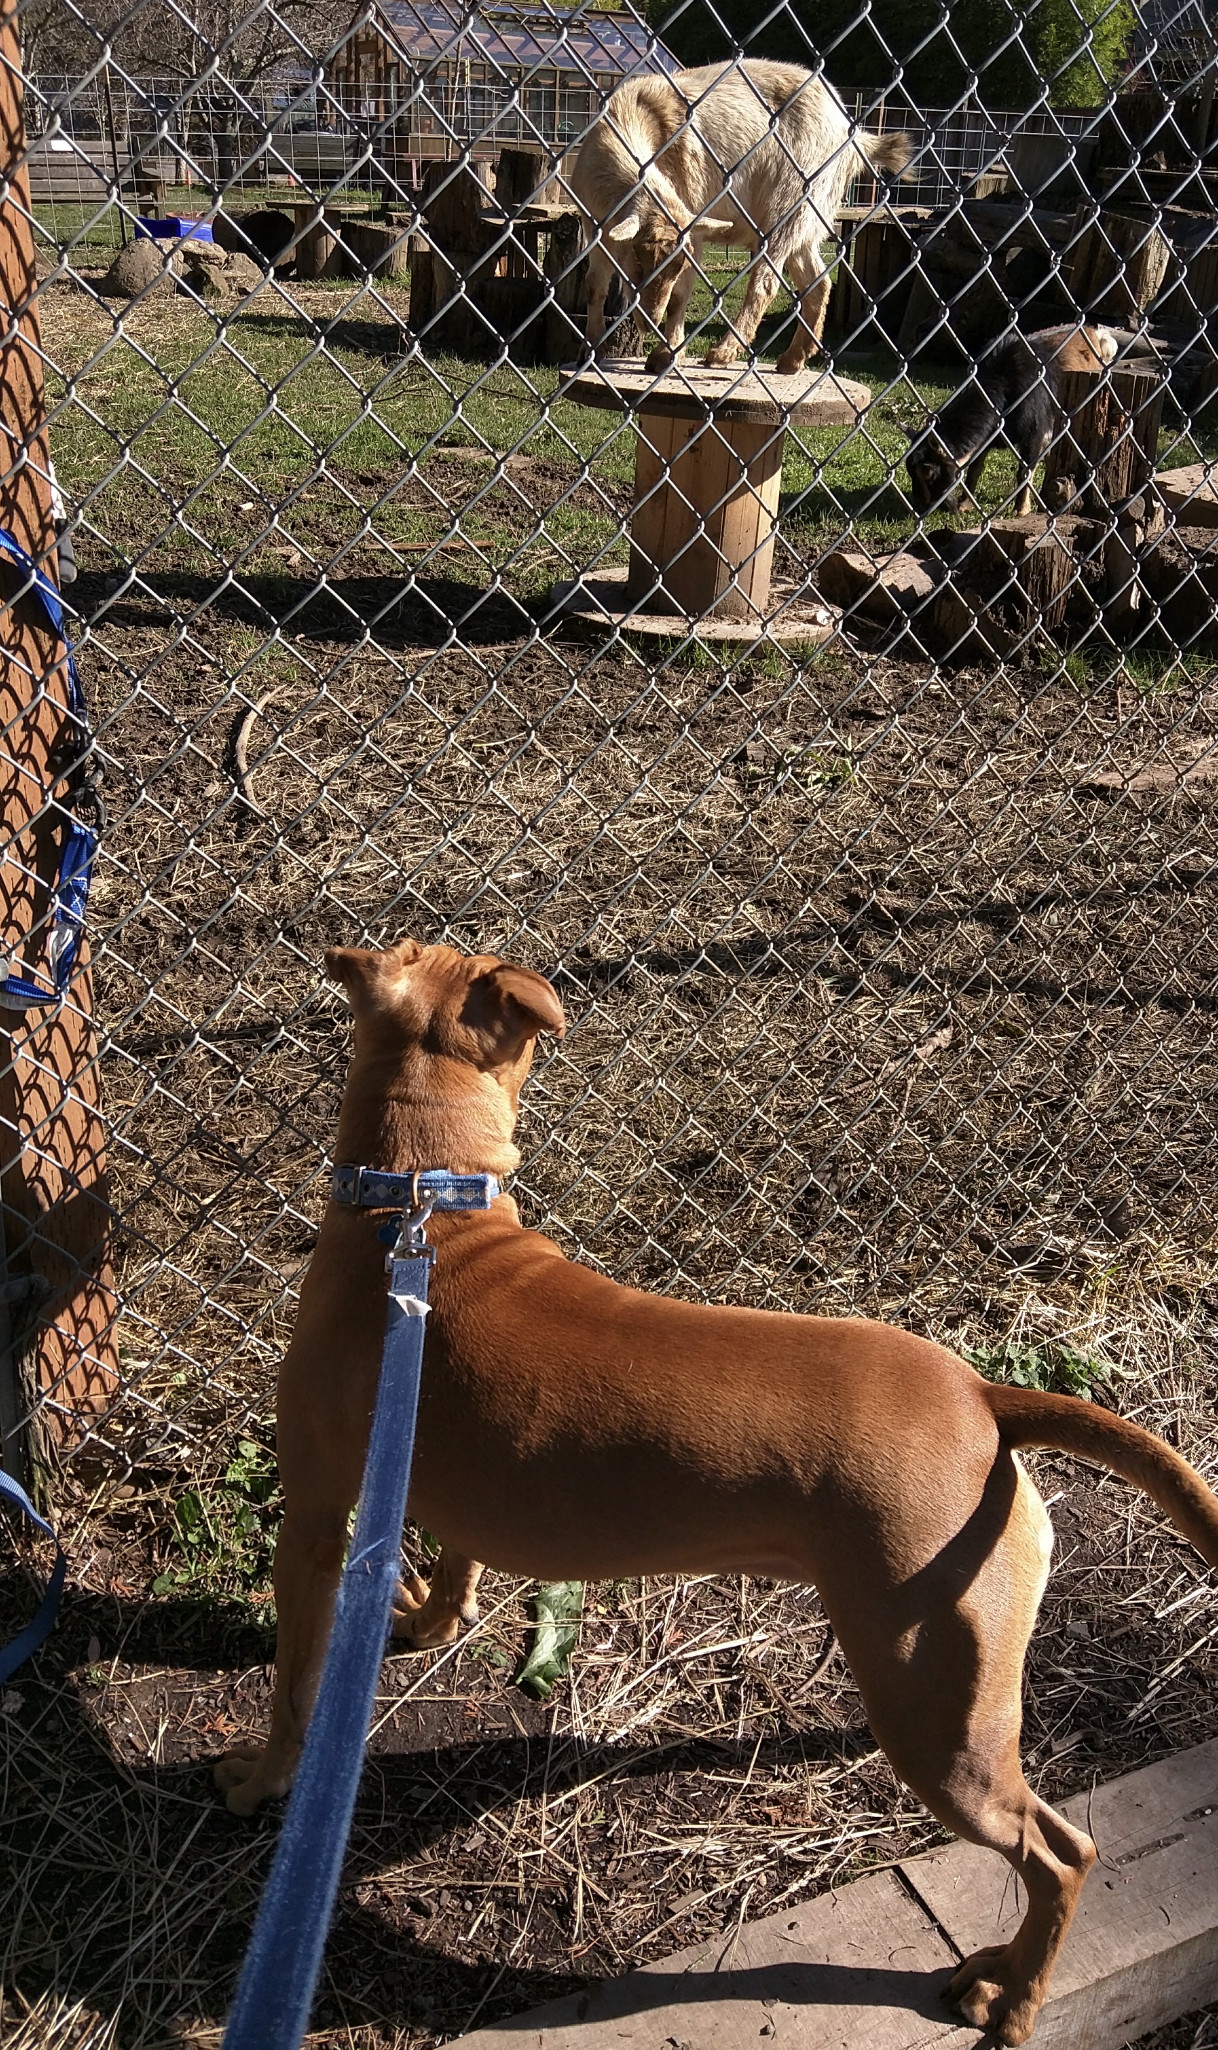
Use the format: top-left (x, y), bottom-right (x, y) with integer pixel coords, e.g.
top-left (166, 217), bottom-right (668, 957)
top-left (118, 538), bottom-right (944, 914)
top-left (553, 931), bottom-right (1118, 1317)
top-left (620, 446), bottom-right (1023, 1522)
top-left (856, 129), bottom-right (915, 179)
top-left (987, 1381), bottom-right (1218, 1571)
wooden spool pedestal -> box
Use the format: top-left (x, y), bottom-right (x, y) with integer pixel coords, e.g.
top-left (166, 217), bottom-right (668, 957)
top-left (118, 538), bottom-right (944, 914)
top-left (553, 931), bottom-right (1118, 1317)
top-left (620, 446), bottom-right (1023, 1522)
top-left (552, 361), bottom-right (870, 642)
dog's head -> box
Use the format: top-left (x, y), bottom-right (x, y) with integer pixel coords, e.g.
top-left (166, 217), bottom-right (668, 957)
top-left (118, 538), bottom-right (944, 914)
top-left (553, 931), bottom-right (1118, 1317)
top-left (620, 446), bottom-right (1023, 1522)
top-left (903, 426), bottom-right (966, 513)
top-left (325, 939), bottom-right (566, 1168)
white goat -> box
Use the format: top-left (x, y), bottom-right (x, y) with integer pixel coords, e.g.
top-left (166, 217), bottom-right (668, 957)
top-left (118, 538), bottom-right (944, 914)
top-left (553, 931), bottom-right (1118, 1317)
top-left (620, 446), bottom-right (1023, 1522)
top-left (571, 60), bottom-right (912, 374)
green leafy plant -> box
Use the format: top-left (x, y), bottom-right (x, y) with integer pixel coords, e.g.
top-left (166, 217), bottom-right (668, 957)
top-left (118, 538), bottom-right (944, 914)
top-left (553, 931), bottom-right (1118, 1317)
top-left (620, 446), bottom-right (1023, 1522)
top-left (517, 1581), bottom-right (584, 1698)
top-left (965, 1338), bottom-right (1107, 1398)
top-left (153, 1438), bottom-right (281, 1598)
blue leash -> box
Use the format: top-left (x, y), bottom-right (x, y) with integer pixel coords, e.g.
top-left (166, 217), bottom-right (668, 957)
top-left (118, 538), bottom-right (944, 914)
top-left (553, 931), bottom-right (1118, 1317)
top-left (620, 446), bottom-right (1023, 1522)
top-left (0, 1467), bottom-right (69, 1687)
top-left (222, 1166), bottom-right (498, 2050)
top-left (0, 526), bottom-right (103, 1011)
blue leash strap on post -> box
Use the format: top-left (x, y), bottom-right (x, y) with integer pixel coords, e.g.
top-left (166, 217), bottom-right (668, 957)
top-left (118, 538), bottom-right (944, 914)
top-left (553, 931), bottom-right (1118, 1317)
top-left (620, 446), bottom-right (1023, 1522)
top-left (221, 1247), bottom-right (434, 2050)
top-left (0, 524), bottom-right (102, 1012)
top-left (0, 1467), bottom-right (68, 1686)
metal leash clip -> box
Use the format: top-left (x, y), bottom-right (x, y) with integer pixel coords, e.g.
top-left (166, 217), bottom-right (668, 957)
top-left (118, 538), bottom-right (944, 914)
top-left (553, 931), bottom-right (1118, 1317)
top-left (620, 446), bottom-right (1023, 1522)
top-left (386, 1171), bottom-right (437, 1269)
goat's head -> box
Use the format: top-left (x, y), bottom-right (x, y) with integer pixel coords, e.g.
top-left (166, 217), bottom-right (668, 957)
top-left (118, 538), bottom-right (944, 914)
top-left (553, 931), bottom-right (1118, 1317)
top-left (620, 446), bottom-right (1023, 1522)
top-left (903, 424), bottom-right (967, 513)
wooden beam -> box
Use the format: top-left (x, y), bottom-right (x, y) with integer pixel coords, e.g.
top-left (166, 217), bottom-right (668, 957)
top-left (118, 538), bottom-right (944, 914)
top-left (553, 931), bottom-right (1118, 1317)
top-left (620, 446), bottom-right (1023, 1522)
top-left (455, 1740), bottom-right (1218, 2050)
top-left (0, 0), bottom-right (118, 1481)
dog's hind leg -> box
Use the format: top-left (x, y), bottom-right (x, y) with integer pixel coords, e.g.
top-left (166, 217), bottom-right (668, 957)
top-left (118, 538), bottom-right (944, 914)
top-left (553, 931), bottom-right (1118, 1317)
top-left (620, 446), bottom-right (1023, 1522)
top-left (393, 1547), bottom-right (484, 1649)
top-left (832, 1454), bottom-right (1095, 2045)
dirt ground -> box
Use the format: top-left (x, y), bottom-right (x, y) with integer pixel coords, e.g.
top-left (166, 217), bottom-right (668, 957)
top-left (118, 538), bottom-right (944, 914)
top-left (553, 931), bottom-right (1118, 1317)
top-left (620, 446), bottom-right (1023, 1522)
top-left (3, 276), bottom-right (1218, 2048)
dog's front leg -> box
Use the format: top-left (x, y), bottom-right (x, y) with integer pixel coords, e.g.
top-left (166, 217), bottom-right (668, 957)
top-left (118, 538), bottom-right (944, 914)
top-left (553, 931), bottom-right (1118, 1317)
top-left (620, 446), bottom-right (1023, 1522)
top-left (393, 1547), bottom-right (484, 1649)
top-left (214, 1503), bottom-right (348, 1814)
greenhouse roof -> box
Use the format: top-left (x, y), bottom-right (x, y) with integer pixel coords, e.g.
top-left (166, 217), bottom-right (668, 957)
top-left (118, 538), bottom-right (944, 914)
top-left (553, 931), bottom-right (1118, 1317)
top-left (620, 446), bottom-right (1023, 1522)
top-left (374, 2), bottom-right (679, 77)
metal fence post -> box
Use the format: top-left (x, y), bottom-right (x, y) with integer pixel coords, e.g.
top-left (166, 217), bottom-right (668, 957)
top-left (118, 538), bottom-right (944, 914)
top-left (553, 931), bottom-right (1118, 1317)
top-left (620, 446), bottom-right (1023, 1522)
top-left (0, 0), bottom-right (118, 1485)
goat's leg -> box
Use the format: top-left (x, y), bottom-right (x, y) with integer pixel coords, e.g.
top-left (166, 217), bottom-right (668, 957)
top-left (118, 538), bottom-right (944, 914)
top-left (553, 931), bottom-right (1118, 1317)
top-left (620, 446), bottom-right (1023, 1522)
top-left (963, 450), bottom-right (988, 509)
top-left (646, 258), bottom-right (698, 372)
top-left (706, 245), bottom-right (782, 368)
top-left (776, 244), bottom-right (830, 375)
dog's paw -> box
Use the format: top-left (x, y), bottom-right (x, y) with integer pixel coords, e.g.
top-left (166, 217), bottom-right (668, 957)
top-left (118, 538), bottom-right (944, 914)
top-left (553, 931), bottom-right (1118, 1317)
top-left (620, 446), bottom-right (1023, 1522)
top-left (644, 343), bottom-right (676, 374)
top-left (390, 1573), bottom-right (465, 1650)
top-left (213, 1745), bottom-right (293, 1816)
top-left (948, 1945), bottom-right (1039, 2045)
top-left (705, 341), bottom-right (741, 369)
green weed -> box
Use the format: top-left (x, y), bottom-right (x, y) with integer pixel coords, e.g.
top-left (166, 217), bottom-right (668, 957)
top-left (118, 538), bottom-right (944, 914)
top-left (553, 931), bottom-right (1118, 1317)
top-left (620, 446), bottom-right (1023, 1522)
top-left (965, 1338), bottom-right (1108, 1398)
top-left (152, 1437), bottom-right (280, 1599)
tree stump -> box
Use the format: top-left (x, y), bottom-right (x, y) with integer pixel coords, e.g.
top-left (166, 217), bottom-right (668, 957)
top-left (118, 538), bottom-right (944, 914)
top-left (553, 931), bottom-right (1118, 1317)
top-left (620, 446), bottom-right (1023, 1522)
top-left (1068, 206), bottom-right (1172, 323)
top-left (1042, 366), bottom-right (1166, 516)
top-left (413, 161), bottom-right (498, 350)
top-left (544, 212), bottom-right (587, 364)
top-left (827, 215), bottom-right (914, 347)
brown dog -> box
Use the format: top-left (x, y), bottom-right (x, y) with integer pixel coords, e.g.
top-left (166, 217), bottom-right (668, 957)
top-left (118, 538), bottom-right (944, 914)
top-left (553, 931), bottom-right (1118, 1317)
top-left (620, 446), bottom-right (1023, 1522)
top-left (215, 938), bottom-right (1218, 2045)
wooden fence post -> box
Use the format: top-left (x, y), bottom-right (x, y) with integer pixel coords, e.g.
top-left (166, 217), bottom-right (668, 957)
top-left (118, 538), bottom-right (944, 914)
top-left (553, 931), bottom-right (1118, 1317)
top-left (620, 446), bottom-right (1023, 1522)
top-left (0, 2), bottom-right (119, 1486)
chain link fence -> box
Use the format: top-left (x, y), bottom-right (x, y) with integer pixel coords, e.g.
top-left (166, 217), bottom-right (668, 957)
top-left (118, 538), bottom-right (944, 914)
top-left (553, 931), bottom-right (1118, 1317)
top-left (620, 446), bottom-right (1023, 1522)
top-left (10, 0), bottom-right (1218, 1527)
top-left (3, 0), bottom-right (1218, 2034)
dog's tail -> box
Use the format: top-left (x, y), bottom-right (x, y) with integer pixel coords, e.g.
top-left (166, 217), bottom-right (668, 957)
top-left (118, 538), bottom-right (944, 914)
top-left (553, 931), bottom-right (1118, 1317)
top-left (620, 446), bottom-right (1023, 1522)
top-left (988, 1382), bottom-right (1218, 1570)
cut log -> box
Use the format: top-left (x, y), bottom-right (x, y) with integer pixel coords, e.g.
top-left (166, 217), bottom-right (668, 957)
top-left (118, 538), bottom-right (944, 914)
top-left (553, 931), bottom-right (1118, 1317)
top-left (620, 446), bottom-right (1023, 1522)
top-left (543, 211), bottom-right (588, 364)
top-left (346, 220), bottom-right (410, 279)
top-left (495, 147), bottom-right (549, 209)
top-left (1182, 241), bottom-right (1218, 412)
top-left (1155, 462), bottom-right (1218, 525)
top-left (1041, 366), bottom-right (1166, 515)
top-left (1068, 206), bottom-right (1172, 321)
top-left (962, 200), bottom-right (1074, 248)
top-left (421, 160), bottom-right (495, 252)
top-left (293, 206), bottom-right (338, 280)
top-left (1141, 523), bottom-right (1218, 642)
top-left (816, 546), bottom-right (941, 622)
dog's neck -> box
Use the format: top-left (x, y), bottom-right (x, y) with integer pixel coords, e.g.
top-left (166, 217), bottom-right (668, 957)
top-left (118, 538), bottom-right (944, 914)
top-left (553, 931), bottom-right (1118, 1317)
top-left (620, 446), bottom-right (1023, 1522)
top-left (333, 1044), bottom-right (522, 1178)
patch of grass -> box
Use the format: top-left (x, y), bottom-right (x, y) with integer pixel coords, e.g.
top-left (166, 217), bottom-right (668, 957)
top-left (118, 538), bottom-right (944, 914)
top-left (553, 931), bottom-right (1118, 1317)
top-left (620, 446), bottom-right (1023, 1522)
top-left (965, 1338), bottom-right (1109, 1398)
top-left (151, 1435), bottom-right (280, 1599)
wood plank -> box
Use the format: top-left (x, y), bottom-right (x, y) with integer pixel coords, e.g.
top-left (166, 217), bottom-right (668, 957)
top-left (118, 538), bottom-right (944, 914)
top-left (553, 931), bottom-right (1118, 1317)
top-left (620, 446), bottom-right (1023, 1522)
top-left (565, 363), bottom-right (870, 428)
top-left (458, 1871), bottom-right (964, 2050)
top-left (456, 1740), bottom-right (1218, 2050)
top-left (901, 1738), bottom-right (1218, 2049)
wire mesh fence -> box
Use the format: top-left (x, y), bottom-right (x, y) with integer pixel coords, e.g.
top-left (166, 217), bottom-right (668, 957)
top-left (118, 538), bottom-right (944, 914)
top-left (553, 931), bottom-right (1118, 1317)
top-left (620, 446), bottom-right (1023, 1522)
top-left (3, 0), bottom-right (1218, 2035)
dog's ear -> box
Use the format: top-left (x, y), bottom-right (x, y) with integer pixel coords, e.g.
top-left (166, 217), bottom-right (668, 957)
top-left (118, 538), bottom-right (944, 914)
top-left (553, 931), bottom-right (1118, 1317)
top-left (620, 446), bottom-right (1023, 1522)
top-left (325, 939), bottom-right (423, 1004)
top-left (466, 961), bottom-right (566, 1055)
top-left (489, 963), bottom-right (567, 1041)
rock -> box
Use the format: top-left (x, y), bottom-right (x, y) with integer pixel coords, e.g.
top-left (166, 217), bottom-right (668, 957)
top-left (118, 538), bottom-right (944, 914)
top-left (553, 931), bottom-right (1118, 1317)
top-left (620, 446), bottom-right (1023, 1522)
top-left (179, 235), bottom-right (228, 269)
top-left (182, 261), bottom-right (234, 302)
top-left (98, 237), bottom-right (176, 298)
top-left (223, 251), bottom-right (266, 296)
